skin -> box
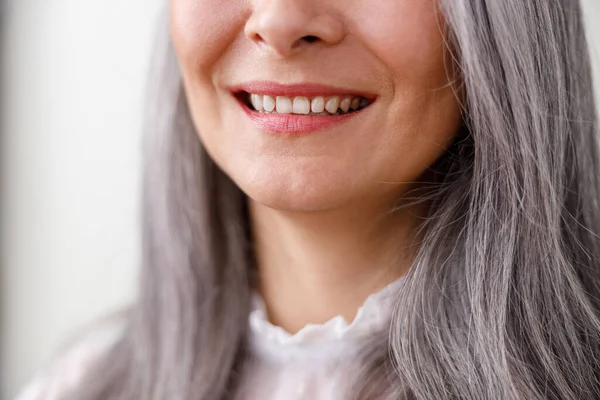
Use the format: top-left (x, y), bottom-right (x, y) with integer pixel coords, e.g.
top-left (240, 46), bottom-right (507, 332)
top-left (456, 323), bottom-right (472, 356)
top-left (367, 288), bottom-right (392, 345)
top-left (170, 0), bottom-right (463, 333)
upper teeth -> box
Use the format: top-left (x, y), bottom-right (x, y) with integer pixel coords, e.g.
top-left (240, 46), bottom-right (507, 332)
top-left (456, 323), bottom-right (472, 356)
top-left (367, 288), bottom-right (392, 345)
top-left (248, 94), bottom-right (368, 115)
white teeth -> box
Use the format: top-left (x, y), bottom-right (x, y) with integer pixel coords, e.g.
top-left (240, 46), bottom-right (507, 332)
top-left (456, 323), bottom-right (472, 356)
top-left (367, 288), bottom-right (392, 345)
top-left (293, 96), bottom-right (310, 114)
top-left (311, 96), bottom-right (325, 113)
top-left (325, 96), bottom-right (340, 114)
top-left (340, 97), bottom-right (351, 113)
top-left (251, 94), bottom-right (263, 111)
top-left (263, 95), bottom-right (275, 112)
top-left (276, 96), bottom-right (293, 114)
top-left (247, 93), bottom-right (368, 115)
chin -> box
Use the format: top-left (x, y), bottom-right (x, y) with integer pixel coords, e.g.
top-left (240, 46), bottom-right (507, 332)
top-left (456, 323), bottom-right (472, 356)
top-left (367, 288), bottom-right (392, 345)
top-left (232, 166), bottom-right (355, 213)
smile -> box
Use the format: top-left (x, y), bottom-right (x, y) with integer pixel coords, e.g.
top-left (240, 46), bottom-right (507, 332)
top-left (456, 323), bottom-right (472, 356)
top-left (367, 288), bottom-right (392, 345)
top-left (230, 82), bottom-right (376, 134)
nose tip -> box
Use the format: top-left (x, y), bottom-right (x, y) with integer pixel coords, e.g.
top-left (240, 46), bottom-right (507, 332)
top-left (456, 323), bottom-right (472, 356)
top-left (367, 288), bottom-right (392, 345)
top-left (244, 2), bottom-right (345, 57)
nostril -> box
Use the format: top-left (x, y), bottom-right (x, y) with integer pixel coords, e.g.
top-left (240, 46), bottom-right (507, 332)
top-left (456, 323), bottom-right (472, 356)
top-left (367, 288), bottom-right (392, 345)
top-left (252, 33), bottom-right (265, 43)
top-left (302, 35), bottom-right (319, 43)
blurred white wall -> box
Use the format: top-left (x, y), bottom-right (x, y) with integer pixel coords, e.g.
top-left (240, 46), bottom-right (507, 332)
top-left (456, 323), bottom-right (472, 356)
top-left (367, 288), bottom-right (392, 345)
top-left (1, 1), bottom-right (161, 398)
top-left (0, 1), bottom-right (599, 400)
top-left (583, 0), bottom-right (600, 101)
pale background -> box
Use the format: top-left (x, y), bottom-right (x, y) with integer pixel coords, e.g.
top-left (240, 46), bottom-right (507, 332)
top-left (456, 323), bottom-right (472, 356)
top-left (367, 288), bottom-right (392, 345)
top-left (1, 0), bottom-right (161, 398)
top-left (1, 1), bottom-right (599, 399)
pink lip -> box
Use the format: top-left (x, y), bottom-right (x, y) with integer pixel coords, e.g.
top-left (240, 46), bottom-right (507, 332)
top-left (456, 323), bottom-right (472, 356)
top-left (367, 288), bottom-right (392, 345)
top-left (230, 81), bottom-right (375, 134)
top-left (240, 106), bottom-right (363, 134)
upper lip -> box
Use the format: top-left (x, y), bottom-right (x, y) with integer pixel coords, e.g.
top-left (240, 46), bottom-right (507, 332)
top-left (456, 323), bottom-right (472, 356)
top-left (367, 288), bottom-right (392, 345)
top-left (229, 81), bottom-right (377, 99)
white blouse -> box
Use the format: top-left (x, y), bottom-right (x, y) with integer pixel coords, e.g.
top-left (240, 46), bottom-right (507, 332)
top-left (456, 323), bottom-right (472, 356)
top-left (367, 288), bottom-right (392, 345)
top-left (15, 277), bottom-right (403, 400)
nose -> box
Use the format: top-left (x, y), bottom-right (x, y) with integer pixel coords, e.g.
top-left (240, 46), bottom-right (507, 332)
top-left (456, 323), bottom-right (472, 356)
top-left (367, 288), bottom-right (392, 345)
top-left (245, 0), bottom-right (345, 57)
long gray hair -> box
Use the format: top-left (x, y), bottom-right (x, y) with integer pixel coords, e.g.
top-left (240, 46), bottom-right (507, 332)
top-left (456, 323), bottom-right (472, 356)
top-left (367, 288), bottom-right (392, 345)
top-left (64, 0), bottom-right (600, 399)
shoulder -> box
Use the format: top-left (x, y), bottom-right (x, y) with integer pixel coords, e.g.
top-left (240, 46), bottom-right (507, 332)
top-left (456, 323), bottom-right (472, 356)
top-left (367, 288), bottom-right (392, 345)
top-left (14, 313), bottom-right (127, 400)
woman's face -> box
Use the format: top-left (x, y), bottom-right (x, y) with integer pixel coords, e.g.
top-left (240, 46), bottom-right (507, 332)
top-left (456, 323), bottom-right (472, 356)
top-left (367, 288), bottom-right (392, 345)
top-left (170, 0), bottom-right (462, 212)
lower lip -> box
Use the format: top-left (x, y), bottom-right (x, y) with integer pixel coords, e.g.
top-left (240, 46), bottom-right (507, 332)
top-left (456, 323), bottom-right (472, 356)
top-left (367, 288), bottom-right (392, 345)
top-left (237, 99), bottom-right (368, 134)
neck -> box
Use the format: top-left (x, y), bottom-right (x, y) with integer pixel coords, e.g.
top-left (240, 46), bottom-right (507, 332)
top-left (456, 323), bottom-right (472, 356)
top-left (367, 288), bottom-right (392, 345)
top-left (249, 196), bottom-right (425, 334)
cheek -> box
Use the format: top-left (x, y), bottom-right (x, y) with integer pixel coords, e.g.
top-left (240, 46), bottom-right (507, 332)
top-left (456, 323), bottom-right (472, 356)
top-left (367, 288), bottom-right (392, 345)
top-left (353, 0), bottom-right (460, 179)
top-left (169, 0), bottom-right (247, 73)
top-left (355, 0), bottom-right (447, 78)
top-left (169, 0), bottom-right (249, 167)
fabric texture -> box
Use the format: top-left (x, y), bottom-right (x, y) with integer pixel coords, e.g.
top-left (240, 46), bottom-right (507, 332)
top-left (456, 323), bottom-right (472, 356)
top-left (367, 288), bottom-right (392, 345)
top-left (235, 276), bottom-right (403, 399)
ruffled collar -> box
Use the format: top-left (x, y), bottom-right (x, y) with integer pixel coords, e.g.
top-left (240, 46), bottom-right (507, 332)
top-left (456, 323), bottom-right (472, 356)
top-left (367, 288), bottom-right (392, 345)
top-left (247, 275), bottom-right (405, 362)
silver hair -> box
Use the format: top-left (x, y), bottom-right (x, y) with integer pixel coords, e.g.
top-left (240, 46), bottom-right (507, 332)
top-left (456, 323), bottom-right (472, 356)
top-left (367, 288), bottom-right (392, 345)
top-left (63, 0), bottom-right (600, 399)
